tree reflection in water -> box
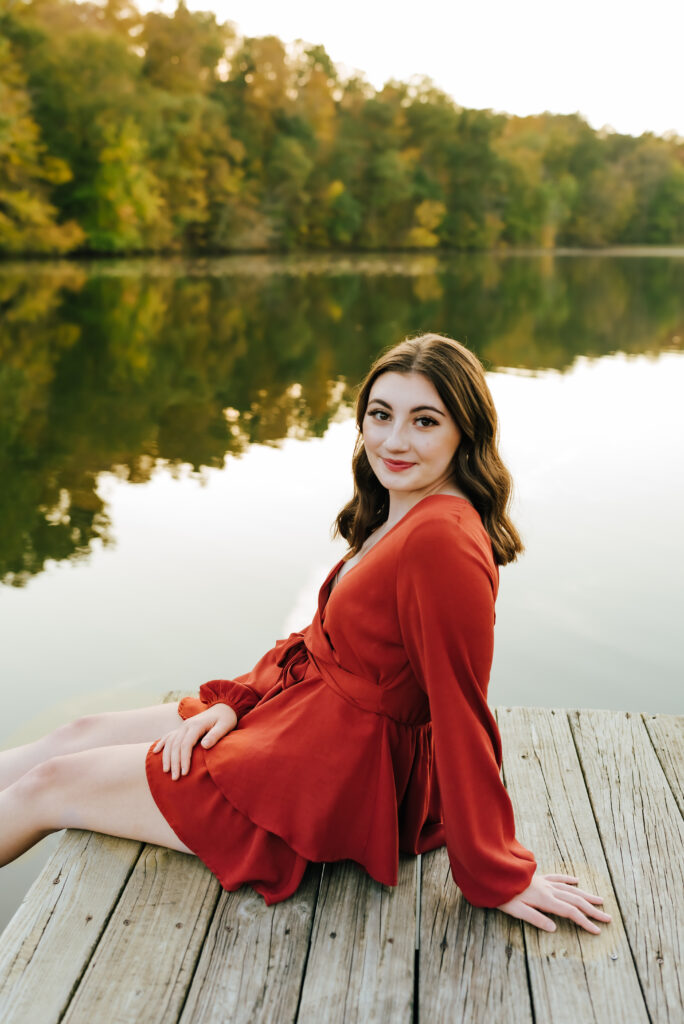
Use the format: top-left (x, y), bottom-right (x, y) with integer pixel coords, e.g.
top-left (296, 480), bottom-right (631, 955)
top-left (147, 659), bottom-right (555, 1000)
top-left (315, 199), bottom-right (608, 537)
top-left (1, 252), bottom-right (682, 585)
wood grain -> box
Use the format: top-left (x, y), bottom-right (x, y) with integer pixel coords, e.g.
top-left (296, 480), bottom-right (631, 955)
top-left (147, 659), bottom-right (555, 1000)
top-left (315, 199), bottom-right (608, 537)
top-left (297, 855), bottom-right (417, 1023)
top-left (0, 830), bottom-right (141, 1024)
top-left (62, 847), bottom-right (219, 1024)
top-left (497, 706), bottom-right (648, 1024)
top-left (641, 712), bottom-right (684, 818)
top-left (420, 845), bottom-right (533, 1024)
top-left (179, 863), bottom-right (322, 1024)
top-left (569, 708), bottom-right (684, 1023)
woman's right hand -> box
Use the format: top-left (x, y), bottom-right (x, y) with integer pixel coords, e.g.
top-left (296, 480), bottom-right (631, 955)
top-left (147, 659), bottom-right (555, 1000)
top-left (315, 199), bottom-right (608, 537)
top-left (496, 872), bottom-right (612, 933)
top-left (152, 704), bottom-right (238, 780)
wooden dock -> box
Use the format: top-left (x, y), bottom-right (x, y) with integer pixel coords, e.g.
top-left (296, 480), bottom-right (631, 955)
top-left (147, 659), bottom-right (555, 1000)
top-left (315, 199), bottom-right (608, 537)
top-left (0, 706), bottom-right (682, 1023)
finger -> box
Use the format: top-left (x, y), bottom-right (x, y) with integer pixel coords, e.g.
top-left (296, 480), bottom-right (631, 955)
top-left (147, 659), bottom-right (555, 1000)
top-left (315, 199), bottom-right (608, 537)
top-left (515, 904), bottom-right (557, 932)
top-left (552, 882), bottom-right (606, 904)
top-left (162, 735), bottom-right (172, 774)
top-left (158, 731), bottom-right (174, 752)
top-left (180, 728), bottom-right (203, 775)
top-left (553, 890), bottom-right (612, 922)
top-left (170, 733), bottom-right (185, 780)
top-left (201, 724), bottom-right (227, 748)
top-left (162, 733), bottom-right (179, 775)
top-left (180, 738), bottom-right (192, 776)
top-left (544, 874), bottom-right (580, 884)
top-left (547, 897), bottom-right (602, 934)
top-left (174, 733), bottom-right (189, 780)
top-left (173, 726), bottom-right (199, 779)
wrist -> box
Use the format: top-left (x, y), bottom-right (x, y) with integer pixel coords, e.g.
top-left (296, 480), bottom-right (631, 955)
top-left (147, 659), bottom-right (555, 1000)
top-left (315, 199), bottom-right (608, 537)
top-left (215, 703), bottom-right (238, 724)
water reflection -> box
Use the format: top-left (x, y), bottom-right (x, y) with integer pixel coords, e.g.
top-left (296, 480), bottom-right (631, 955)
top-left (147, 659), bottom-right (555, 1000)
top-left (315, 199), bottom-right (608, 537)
top-left (1, 252), bottom-right (682, 586)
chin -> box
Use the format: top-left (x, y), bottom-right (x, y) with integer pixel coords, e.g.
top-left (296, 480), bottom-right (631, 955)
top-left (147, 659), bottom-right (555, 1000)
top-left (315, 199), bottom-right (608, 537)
top-left (378, 472), bottom-right (424, 492)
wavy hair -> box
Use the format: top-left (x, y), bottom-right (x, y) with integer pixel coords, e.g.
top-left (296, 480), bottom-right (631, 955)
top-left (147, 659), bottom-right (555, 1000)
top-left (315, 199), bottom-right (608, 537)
top-left (332, 332), bottom-right (524, 566)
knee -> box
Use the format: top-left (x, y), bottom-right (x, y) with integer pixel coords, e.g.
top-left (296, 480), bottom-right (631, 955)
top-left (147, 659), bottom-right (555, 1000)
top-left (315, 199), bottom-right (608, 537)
top-left (49, 714), bottom-right (101, 755)
top-left (12, 755), bottom-right (80, 831)
top-left (15, 754), bottom-right (77, 803)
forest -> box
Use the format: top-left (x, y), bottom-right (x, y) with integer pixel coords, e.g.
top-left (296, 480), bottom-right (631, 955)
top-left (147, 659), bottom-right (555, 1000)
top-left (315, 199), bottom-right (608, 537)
top-left (2, 0), bottom-right (684, 255)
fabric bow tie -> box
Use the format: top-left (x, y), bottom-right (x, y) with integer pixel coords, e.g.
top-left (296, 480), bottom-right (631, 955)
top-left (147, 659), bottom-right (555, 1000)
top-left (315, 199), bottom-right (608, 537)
top-left (275, 633), bottom-right (310, 689)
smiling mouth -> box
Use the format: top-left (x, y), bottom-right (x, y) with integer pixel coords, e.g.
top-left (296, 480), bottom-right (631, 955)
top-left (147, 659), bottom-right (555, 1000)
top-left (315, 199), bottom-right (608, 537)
top-left (382, 458), bottom-right (415, 470)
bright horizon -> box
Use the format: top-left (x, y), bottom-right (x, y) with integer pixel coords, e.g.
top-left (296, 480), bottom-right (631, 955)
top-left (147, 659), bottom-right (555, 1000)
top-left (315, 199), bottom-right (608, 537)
top-left (136, 0), bottom-right (683, 140)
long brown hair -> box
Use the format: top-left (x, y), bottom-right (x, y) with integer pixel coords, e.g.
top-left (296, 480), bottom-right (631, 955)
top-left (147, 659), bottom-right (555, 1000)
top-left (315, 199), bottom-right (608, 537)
top-left (332, 333), bottom-right (524, 566)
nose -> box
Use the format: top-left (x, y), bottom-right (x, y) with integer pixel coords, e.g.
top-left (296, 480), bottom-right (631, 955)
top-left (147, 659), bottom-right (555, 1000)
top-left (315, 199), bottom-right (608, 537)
top-left (384, 420), bottom-right (411, 453)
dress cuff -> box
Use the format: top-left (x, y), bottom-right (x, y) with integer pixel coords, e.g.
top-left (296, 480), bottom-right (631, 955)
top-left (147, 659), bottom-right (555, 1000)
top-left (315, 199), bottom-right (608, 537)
top-left (198, 679), bottom-right (261, 722)
top-left (456, 849), bottom-right (537, 908)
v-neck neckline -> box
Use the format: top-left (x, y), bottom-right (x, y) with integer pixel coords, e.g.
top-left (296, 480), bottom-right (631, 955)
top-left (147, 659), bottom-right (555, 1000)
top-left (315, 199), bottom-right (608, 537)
top-left (318, 493), bottom-right (473, 617)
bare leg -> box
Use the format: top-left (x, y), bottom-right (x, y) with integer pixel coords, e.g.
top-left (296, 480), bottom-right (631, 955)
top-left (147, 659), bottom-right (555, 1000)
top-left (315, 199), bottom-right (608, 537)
top-left (0, 742), bottom-right (195, 867)
top-left (0, 704), bottom-right (185, 791)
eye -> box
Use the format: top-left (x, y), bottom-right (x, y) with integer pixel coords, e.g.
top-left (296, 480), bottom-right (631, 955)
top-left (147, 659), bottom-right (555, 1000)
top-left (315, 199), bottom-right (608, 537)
top-left (416, 416), bottom-right (438, 427)
top-left (368, 408), bottom-right (389, 421)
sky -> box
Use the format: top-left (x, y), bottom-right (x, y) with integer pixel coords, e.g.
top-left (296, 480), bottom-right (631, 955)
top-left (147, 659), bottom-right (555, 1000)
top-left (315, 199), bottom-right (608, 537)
top-left (136, 0), bottom-right (684, 139)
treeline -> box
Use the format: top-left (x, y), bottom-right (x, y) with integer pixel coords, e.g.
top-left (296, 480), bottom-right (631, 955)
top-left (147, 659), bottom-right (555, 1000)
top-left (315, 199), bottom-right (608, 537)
top-left (2, 0), bottom-right (684, 256)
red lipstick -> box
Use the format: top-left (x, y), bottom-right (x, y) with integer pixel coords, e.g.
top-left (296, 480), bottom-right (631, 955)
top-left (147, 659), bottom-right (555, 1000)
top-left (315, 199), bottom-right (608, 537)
top-left (382, 458), bottom-right (415, 472)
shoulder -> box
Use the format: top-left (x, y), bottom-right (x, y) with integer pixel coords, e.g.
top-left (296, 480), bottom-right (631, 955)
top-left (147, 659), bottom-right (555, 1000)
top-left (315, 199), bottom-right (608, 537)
top-left (398, 499), bottom-right (497, 584)
top-left (402, 497), bottom-right (492, 555)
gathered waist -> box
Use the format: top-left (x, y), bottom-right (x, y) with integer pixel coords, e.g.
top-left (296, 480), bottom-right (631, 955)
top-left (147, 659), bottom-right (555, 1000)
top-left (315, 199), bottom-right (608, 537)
top-left (275, 630), bottom-right (430, 728)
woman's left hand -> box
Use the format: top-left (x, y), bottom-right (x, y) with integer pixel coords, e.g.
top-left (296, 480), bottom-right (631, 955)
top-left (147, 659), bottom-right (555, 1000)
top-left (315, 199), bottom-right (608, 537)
top-left (151, 704), bottom-right (238, 781)
top-left (496, 872), bottom-right (612, 933)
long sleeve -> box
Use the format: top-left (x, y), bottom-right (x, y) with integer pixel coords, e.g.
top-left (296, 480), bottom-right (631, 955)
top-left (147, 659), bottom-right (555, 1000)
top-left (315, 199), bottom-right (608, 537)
top-left (396, 514), bottom-right (537, 907)
top-left (198, 677), bottom-right (262, 722)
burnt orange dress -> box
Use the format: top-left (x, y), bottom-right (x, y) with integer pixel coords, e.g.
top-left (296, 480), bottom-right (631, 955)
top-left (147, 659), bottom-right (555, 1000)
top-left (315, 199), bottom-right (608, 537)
top-left (145, 494), bottom-right (537, 906)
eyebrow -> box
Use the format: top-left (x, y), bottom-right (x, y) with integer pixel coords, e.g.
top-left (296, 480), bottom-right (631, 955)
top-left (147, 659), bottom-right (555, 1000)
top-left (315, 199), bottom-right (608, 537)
top-left (367, 398), bottom-right (446, 416)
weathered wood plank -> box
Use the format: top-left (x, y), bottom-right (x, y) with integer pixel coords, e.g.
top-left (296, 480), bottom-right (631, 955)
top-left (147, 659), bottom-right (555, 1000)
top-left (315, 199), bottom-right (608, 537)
top-left (569, 708), bottom-right (684, 1023)
top-left (179, 863), bottom-right (322, 1024)
top-left (641, 712), bottom-right (684, 818)
top-left (497, 706), bottom-right (648, 1024)
top-left (2, 706), bottom-right (681, 1024)
top-left (0, 830), bottom-right (141, 1024)
top-left (297, 855), bottom-right (417, 1023)
top-left (62, 846), bottom-right (219, 1024)
top-left (419, 845), bottom-right (533, 1024)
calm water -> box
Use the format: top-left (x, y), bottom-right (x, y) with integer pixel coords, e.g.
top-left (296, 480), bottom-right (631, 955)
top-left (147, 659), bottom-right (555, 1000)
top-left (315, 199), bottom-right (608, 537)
top-left (1, 250), bottom-right (683, 932)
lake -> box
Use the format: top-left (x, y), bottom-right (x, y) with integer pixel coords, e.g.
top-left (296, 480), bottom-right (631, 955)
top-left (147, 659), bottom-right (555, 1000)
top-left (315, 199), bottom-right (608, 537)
top-left (1, 249), bottom-right (682, 932)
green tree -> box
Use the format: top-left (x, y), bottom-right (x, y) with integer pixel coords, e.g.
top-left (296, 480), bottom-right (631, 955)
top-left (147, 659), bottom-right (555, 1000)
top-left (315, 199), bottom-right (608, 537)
top-left (81, 117), bottom-right (170, 251)
top-left (141, 4), bottom-right (245, 248)
top-left (0, 35), bottom-right (83, 253)
top-left (619, 135), bottom-right (684, 243)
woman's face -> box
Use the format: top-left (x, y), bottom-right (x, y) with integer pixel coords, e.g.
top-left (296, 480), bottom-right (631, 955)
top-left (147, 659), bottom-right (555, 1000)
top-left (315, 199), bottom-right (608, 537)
top-left (362, 371), bottom-right (462, 498)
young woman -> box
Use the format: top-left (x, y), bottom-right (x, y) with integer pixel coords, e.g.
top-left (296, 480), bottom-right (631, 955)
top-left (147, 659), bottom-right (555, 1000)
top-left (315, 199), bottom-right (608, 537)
top-left (0, 333), bottom-right (611, 936)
